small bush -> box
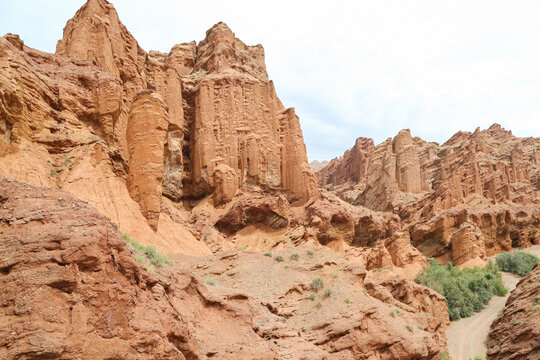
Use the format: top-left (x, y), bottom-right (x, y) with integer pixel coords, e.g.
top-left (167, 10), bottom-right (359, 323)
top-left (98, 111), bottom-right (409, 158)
top-left (389, 307), bottom-right (402, 317)
top-left (439, 352), bottom-right (449, 360)
top-left (311, 277), bottom-right (324, 292)
top-left (120, 231), bottom-right (172, 266)
top-left (406, 324), bottom-right (414, 332)
top-left (417, 324), bottom-right (424, 330)
top-left (308, 293), bottom-right (316, 301)
top-left (264, 251), bottom-right (272, 257)
top-left (306, 249), bottom-right (314, 256)
top-left (316, 301), bottom-right (322, 308)
top-left (324, 287), bottom-right (333, 297)
top-left (50, 169), bottom-right (56, 177)
top-left (345, 297), bottom-right (352, 304)
top-left (496, 251), bottom-right (539, 276)
top-left (280, 316), bottom-right (286, 322)
top-left (275, 255), bottom-right (284, 262)
top-left (205, 279), bottom-right (216, 286)
top-left (237, 246), bottom-right (245, 251)
top-left (64, 157), bottom-right (72, 165)
top-left (532, 305), bottom-right (539, 311)
top-left (362, 288), bottom-right (368, 295)
top-left (291, 252), bottom-right (300, 260)
top-left (416, 259), bottom-right (507, 320)
top-left (474, 356), bottom-right (486, 360)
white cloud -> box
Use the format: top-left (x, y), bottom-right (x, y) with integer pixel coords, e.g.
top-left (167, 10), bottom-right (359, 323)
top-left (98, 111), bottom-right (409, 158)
top-left (1, 0), bottom-right (539, 160)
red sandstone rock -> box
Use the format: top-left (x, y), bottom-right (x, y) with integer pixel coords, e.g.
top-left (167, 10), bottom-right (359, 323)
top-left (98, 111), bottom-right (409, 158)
top-left (318, 137), bottom-right (374, 189)
top-left (126, 91), bottom-right (168, 230)
top-left (487, 264), bottom-right (540, 359)
top-left (0, 176), bottom-right (279, 359)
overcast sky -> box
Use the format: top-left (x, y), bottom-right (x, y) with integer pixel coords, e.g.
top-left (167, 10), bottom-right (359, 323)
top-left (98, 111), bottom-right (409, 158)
top-left (1, 0), bottom-right (539, 161)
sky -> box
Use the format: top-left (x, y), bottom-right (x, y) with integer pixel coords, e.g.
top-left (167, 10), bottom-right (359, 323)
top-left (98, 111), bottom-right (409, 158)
top-left (1, 0), bottom-right (539, 161)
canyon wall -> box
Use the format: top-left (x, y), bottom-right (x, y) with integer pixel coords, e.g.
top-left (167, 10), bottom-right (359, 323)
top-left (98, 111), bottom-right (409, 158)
top-left (317, 124), bottom-right (540, 264)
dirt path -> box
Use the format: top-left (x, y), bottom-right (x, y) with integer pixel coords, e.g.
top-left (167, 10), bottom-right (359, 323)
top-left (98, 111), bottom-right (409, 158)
top-left (446, 246), bottom-right (540, 360)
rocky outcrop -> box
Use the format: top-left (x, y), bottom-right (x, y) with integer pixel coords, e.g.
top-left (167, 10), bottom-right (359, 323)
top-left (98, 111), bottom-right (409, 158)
top-left (487, 264), bottom-right (540, 359)
top-left (0, 0), bottom-right (319, 249)
top-left (184, 23), bottom-right (317, 203)
top-left (180, 246), bottom-right (449, 359)
top-left (215, 195), bottom-right (290, 235)
top-left (319, 124), bottom-right (540, 262)
top-left (317, 137), bottom-right (374, 188)
top-left (410, 206), bottom-right (540, 264)
top-left (0, 176), bottom-right (278, 360)
top-left (126, 91), bottom-right (168, 230)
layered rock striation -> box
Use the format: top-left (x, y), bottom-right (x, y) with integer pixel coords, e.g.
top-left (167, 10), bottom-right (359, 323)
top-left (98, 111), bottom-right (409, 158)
top-left (0, 0), bottom-right (317, 241)
top-left (317, 124), bottom-right (540, 264)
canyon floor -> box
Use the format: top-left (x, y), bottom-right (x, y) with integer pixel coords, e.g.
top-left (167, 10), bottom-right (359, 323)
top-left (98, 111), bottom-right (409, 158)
top-left (446, 245), bottom-right (540, 360)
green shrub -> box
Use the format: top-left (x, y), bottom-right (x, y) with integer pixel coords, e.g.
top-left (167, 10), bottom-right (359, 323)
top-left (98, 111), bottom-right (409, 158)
top-left (264, 251), bottom-right (272, 257)
top-left (306, 249), bottom-right (314, 256)
top-left (417, 324), bottom-right (424, 330)
top-left (308, 293), bottom-right (316, 301)
top-left (406, 323), bottom-right (414, 332)
top-left (275, 255), bottom-right (284, 262)
top-left (324, 287), bottom-right (333, 297)
top-left (120, 231), bottom-right (172, 266)
top-left (439, 352), bottom-right (449, 360)
top-left (237, 246), bottom-right (245, 251)
top-left (474, 356), bottom-right (486, 360)
top-left (345, 297), bottom-right (352, 304)
top-left (416, 259), bottom-right (507, 320)
top-left (496, 251), bottom-right (539, 276)
top-left (291, 252), bottom-right (300, 260)
top-left (205, 278), bottom-right (216, 286)
top-left (311, 277), bottom-right (324, 292)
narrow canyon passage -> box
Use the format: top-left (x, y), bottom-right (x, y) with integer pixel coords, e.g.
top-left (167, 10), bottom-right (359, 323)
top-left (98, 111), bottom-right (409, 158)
top-left (446, 246), bottom-right (540, 360)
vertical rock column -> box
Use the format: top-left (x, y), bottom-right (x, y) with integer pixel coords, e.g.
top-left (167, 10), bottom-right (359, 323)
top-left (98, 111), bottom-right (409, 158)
top-left (126, 92), bottom-right (168, 230)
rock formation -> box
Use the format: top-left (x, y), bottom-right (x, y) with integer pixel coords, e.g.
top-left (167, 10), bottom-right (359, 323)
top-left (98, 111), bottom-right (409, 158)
top-left (0, 176), bottom-right (278, 360)
top-left (180, 245), bottom-right (449, 359)
top-left (317, 125), bottom-right (540, 264)
top-left (0, 0), bottom-right (317, 248)
top-left (487, 264), bottom-right (540, 359)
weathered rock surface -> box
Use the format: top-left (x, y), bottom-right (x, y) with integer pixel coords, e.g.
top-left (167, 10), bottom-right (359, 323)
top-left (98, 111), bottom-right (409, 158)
top-left (0, 176), bottom-right (279, 360)
top-left (487, 264), bottom-right (540, 359)
top-left (126, 91), bottom-right (168, 230)
top-left (317, 137), bottom-right (374, 188)
top-left (0, 0), bottom-right (317, 250)
top-left (180, 246), bottom-right (449, 359)
top-left (318, 125), bottom-right (540, 263)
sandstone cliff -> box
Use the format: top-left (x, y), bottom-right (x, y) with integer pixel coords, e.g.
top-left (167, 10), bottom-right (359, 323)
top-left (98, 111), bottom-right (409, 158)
top-left (0, 0), bottom-right (317, 254)
top-left (0, 176), bottom-right (279, 360)
top-left (317, 125), bottom-right (540, 264)
top-left (487, 263), bottom-right (540, 359)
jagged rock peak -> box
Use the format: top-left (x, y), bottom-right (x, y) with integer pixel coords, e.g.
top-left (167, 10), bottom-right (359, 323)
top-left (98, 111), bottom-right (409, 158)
top-left (56, 0), bottom-right (146, 79)
top-left (193, 21), bottom-right (268, 81)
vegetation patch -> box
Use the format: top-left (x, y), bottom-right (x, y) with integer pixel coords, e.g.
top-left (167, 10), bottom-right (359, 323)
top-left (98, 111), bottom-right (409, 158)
top-left (416, 259), bottom-right (507, 320)
top-left (120, 231), bottom-right (172, 267)
top-left (496, 251), bottom-right (539, 276)
top-left (311, 277), bottom-right (324, 292)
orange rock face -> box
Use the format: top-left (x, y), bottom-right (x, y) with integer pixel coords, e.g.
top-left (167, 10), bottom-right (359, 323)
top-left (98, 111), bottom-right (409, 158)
top-left (0, 0), bottom-right (317, 245)
top-left (0, 177), bottom-right (279, 360)
top-left (487, 264), bottom-right (540, 359)
top-left (318, 124), bottom-right (540, 263)
top-left (126, 91), bottom-right (169, 230)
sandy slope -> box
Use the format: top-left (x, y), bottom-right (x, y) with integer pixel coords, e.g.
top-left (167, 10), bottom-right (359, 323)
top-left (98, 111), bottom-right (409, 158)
top-left (446, 246), bottom-right (540, 360)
